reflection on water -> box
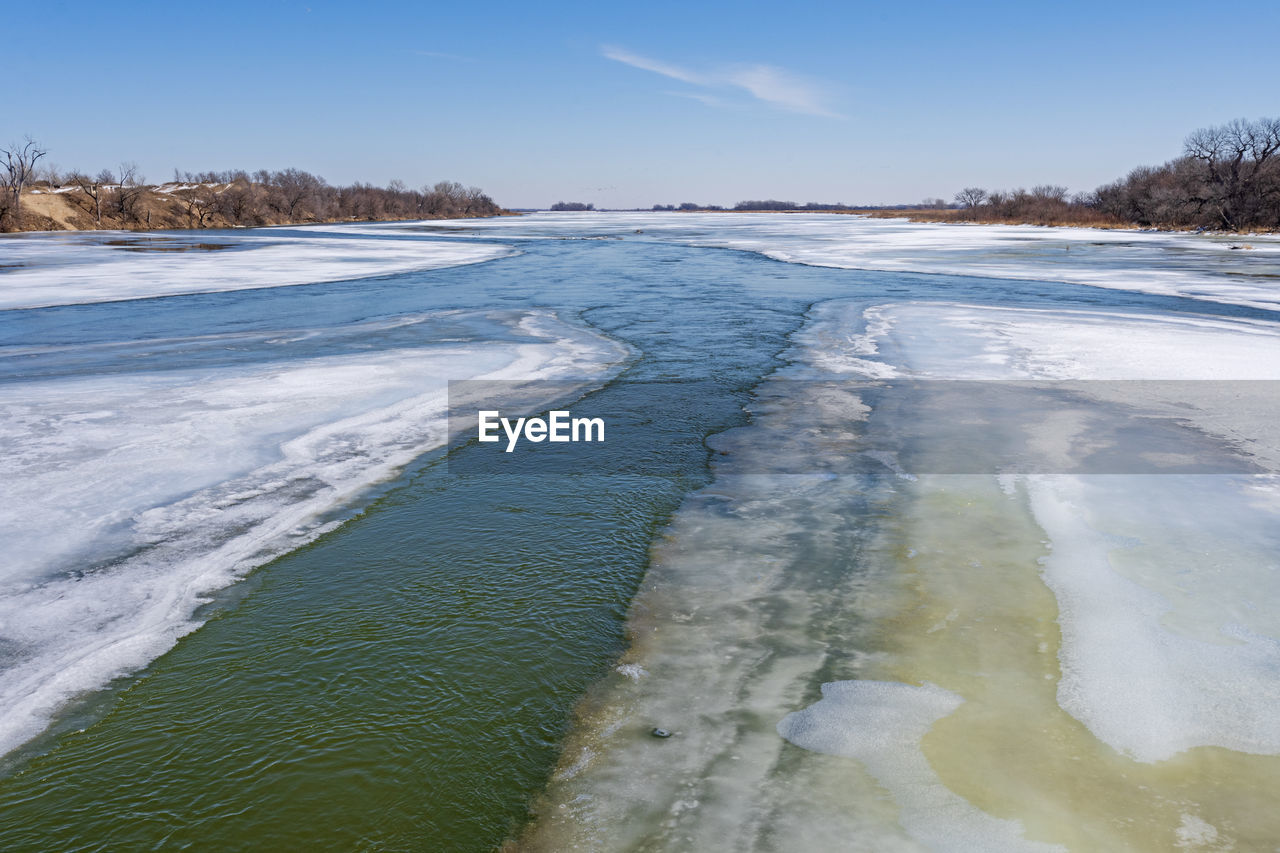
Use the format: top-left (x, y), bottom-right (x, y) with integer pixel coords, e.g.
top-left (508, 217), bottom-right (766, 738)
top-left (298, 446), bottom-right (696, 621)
top-left (102, 237), bottom-right (239, 252)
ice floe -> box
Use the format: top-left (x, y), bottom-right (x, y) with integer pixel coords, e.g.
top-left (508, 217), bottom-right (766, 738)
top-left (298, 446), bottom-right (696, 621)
top-left (0, 308), bottom-right (625, 759)
top-left (430, 211), bottom-right (1280, 312)
top-left (0, 231), bottom-right (512, 309)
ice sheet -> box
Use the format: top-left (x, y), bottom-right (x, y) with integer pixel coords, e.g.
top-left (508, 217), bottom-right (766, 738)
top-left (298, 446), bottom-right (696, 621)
top-left (1025, 474), bottom-right (1280, 762)
top-left (422, 211), bottom-right (1280, 311)
top-left (807, 300), bottom-right (1280, 762)
top-left (0, 232), bottom-right (512, 309)
top-left (528, 295), bottom-right (1280, 850)
top-left (0, 309), bottom-right (626, 759)
top-left (821, 302), bottom-right (1280, 380)
top-left (778, 681), bottom-right (1064, 852)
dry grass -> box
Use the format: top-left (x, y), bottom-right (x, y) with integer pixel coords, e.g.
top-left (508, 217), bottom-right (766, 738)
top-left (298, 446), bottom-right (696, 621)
top-left (4, 185), bottom-right (508, 234)
top-left (849, 208), bottom-right (1133, 229)
top-left (669, 207), bottom-right (1137, 230)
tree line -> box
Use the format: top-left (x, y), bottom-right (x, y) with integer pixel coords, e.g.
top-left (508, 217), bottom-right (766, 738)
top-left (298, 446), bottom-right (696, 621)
top-left (951, 117), bottom-right (1280, 230)
top-left (1, 139), bottom-right (502, 232)
top-left (653, 202), bottom-right (722, 211)
top-left (652, 201), bottom-right (950, 212)
top-left (649, 201), bottom-right (855, 211)
top-left (732, 200), bottom-right (857, 211)
top-left (646, 119), bottom-right (1280, 231)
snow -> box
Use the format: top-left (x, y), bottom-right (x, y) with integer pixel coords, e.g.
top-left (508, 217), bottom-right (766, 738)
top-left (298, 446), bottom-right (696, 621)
top-left (803, 301), bottom-right (1280, 381)
top-left (0, 232), bottom-right (513, 310)
top-left (416, 211), bottom-right (1280, 312)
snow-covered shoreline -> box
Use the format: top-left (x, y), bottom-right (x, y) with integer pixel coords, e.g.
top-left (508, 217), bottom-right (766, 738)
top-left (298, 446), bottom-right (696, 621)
top-left (0, 231), bottom-right (514, 310)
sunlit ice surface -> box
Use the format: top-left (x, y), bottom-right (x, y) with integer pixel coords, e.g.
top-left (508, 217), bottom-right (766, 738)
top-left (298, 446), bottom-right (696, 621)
top-left (383, 211), bottom-right (1280, 311)
top-left (525, 299), bottom-right (1280, 851)
top-left (0, 228), bottom-right (512, 309)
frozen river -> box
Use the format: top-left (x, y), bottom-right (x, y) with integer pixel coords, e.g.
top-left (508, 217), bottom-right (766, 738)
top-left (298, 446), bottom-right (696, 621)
top-left (1, 214), bottom-right (1278, 851)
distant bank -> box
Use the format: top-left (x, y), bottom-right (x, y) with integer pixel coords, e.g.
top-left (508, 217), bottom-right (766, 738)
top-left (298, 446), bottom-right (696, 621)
top-left (14, 184), bottom-right (508, 234)
top-left (0, 145), bottom-right (506, 233)
top-left (600, 116), bottom-right (1280, 234)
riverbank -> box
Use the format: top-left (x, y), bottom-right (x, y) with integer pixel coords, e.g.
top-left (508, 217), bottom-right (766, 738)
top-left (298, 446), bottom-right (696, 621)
top-left (3, 181), bottom-right (508, 234)
top-left (851, 206), bottom-right (1126, 229)
top-left (644, 207), bottom-right (1280, 235)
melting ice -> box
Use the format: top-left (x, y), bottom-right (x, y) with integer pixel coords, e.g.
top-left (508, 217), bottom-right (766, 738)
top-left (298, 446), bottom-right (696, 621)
top-left (421, 211), bottom-right (1280, 311)
top-left (526, 299), bottom-right (1280, 851)
top-left (0, 301), bottom-right (626, 759)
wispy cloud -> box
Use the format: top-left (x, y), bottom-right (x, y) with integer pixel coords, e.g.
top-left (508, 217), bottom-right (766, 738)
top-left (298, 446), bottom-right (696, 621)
top-left (602, 46), bottom-right (841, 118)
top-left (604, 47), bottom-right (704, 85)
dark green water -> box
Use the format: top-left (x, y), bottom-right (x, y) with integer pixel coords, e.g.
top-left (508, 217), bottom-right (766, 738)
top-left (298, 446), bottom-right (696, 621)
top-left (1, 233), bottom-right (1271, 851)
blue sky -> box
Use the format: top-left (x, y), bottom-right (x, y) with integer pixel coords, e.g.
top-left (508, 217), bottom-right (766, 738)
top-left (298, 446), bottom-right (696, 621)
top-left (6, 0), bottom-right (1279, 208)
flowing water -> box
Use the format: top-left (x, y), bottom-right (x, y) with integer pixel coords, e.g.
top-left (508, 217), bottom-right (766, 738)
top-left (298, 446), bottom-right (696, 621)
top-left (1, 216), bottom-right (1278, 851)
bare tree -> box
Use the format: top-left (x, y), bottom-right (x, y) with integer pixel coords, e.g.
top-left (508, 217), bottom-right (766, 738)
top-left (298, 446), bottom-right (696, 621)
top-left (1184, 117), bottom-right (1280, 229)
top-left (40, 162), bottom-right (64, 187)
top-left (269, 168), bottom-right (323, 219)
top-left (1031, 185), bottom-right (1069, 202)
top-left (69, 169), bottom-right (114, 226)
top-left (2, 137), bottom-right (48, 226)
top-left (955, 187), bottom-right (988, 208)
top-left (216, 177), bottom-right (264, 225)
top-left (114, 161), bottom-right (147, 221)
top-left (181, 183), bottom-right (220, 228)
